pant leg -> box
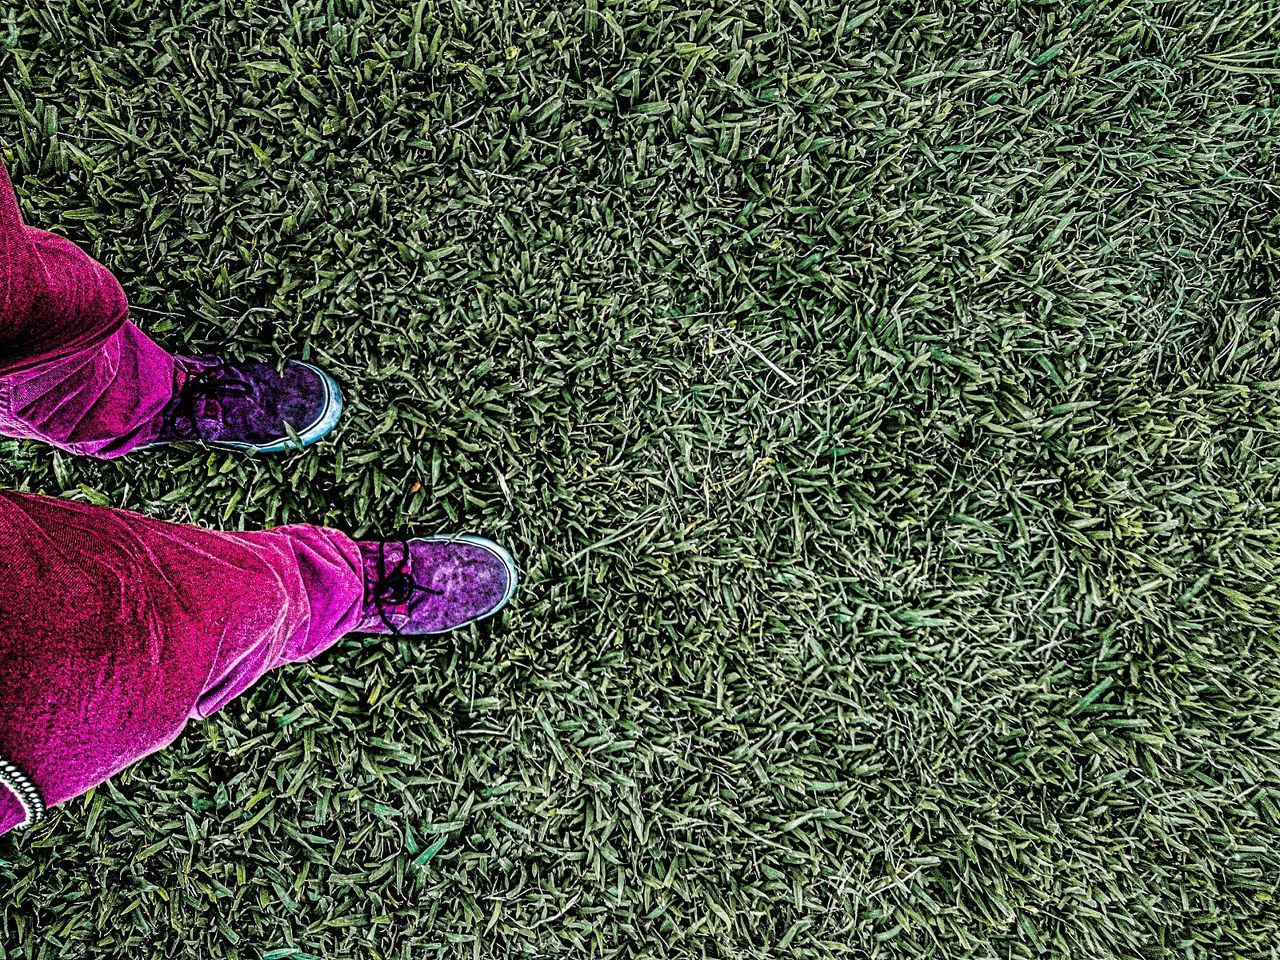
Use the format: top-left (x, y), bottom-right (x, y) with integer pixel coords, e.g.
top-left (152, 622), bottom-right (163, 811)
top-left (0, 161), bottom-right (165, 457)
top-left (0, 490), bottom-right (366, 835)
top-left (0, 162), bottom-right (130, 378)
top-left (0, 320), bottom-right (175, 457)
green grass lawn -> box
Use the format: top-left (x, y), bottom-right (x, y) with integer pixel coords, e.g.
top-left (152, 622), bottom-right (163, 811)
top-left (2, 0), bottom-right (1279, 956)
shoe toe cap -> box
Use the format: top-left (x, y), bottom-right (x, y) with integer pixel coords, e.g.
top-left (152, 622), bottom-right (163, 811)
top-left (431, 541), bottom-right (515, 627)
top-left (404, 537), bottom-right (516, 633)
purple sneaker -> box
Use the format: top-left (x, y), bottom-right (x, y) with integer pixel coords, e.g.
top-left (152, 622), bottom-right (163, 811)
top-left (144, 355), bottom-right (344, 452)
top-left (357, 536), bottom-right (518, 635)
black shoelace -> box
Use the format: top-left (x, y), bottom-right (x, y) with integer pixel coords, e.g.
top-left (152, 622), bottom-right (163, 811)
top-left (370, 541), bottom-right (443, 635)
top-left (174, 360), bottom-right (252, 441)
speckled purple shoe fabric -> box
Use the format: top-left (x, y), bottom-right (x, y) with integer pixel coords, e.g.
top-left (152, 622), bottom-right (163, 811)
top-left (147, 354), bottom-right (343, 452)
top-left (357, 536), bottom-right (518, 634)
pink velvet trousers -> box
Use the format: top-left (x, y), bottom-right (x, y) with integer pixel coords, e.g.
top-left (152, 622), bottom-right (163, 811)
top-left (0, 166), bottom-right (365, 836)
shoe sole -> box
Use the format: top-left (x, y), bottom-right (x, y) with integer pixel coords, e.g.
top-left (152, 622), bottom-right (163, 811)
top-left (407, 534), bottom-right (519, 631)
top-left (138, 362), bottom-right (344, 454)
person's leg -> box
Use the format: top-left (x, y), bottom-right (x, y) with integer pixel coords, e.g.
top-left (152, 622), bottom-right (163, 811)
top-left (0, 319), bottom-right (346, 458)
top-left (0, 319), bottom-right (177, 457)
top-left (0, 490), bottom-right (517, 837)
top-left (0, 161), bottom-right (341, 457)
top-left (0, 489), bottom-right (365, 835)
top-left (0, 162), bottom-right (130, 377)
top-left (0, 161), bottom-right (166, 456)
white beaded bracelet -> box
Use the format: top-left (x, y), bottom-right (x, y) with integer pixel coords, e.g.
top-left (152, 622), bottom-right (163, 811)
top-left (0, 755), bottom-right (45, 829)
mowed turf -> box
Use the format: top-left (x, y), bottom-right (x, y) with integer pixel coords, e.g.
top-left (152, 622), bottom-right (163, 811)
top-left (1, 1), bottom-right (1279, 956)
